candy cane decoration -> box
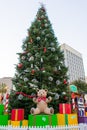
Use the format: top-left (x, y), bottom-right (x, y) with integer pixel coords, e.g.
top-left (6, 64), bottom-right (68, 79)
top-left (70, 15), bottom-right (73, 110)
top-left (4, 93), bottom-right (9, 113)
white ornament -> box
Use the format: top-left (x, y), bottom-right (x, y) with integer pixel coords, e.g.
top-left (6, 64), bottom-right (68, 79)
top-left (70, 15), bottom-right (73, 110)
top-left (32, 79), bottom-right (38, 83)
top-left (56, 80), bottom-right (60, 85)
top-left (62, 92), bottom-right (66, 95)
top-left (51, 47), bottom-right (56, 52)
top-left (41, 15), bottom-right (44, 18)
top-left (24, 78), bottom-right (28, 82)
top-left (21, 56), bottom-right (25, 60)
top-left (18, 94), bottom-right (23, 100)
top-left (37, 37), bottom-right (40, 41)
top-left (48, 76), bottom-right (53, 81)
top-left (50, 42), bottom-right (54, 46)
top-left (29, 56), bottom-right (34, 61)
top-left (55, 93), bottom-right (59, 99)
top-left (45, 23), bottom-right (48, 27)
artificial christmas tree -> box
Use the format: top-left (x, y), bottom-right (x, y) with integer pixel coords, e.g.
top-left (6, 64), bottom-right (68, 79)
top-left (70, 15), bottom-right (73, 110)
top-left (9, 4), bottom-right (69, 119)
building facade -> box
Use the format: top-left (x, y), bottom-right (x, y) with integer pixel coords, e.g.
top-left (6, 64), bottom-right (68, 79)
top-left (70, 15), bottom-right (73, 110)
top-left (60, 43), bottom-right (85, 83)
top-left (0, 77), bottom-right (13, 92)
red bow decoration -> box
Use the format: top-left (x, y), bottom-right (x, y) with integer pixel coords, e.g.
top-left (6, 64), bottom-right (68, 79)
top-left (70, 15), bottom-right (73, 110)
top-left (38, 97), bottom-right (46, 102)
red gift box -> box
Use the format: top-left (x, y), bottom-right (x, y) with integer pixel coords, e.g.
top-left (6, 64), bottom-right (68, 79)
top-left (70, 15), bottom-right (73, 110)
top-left (11, 109), bottom-right (24, 121)
top-left (59, 103), bottom-right (71, 114)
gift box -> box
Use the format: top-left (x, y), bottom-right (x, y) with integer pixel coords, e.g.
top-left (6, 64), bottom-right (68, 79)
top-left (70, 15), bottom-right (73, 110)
top-left (11, 120), bottom-right (28, 127)
top-left (28, 114), bottom-right (57, 127)
top-left (8, 120), bottom-right (11, 125)
top-left (49, 114), bottom-right (58, 126)
top-left (0, 104), bottom-right (4, 115)
top-left (22, 120), bottom-right (28, 127)
top-left (56, 114), bottom-right (65, 126)
top-left (11, 121), bottom-right (20, 127)
top-left (0, 115), bottom-right (8, 126)
top-left (65, 114), bottom-right (78, 125)
top-left (28, 114), bottom-right (48, 127)
top-left (57, 113), bottom-right (78, 126)
top-left (78, 117), bottom-right (87, 124)
top-left (11, 109), bottom-right (24, 121)
top-left (59, 103), bottom-right (71, 114)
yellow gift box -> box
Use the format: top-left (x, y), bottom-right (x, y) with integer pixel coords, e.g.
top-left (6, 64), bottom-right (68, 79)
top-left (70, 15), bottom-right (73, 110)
top-left (10, 120), bottom-right (28, 127)
top-left (56, 113), bottom-right (65, 126)
top-left (67, 114), bottom-right (78, 125)
top-left (11, 121), bottom-right (20, 127)
top-left (85, 112), bottom-right (87, 116)
top-left (22, 120), bottom-right (28, 127)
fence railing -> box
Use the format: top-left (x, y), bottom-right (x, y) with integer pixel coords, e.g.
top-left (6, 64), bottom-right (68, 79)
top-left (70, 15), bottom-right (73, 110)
top-left (0, 124), bottom-right (87, 130)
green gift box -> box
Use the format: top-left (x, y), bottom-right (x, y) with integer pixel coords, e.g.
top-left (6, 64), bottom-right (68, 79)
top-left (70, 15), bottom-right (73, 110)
top-left (0, 115), bottom-right (8, 126)
top-left (0, 104), bottom-right (4, 115)
top-left (28, 115), bottom-right (48, 127)
top-left (28, 114), bottom-right (57, 127)
top-left (49, 114), bottom-right (58, 126)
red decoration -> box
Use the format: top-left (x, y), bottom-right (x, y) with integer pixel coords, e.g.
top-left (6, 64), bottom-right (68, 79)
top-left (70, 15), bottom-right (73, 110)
top-left (59, 103), bottom-right (71, 114)
top-left (31, 69), bottom-right (35, 75)
top-left (16, 92), bottom-right (36, 98)
top-left (17, 63), bottom-right (23, 68)
top-left (11, 109), bottom-right (24, 121)
top-left (63, 79), bottom-right (67, 84)
top-left (44, 47), bottom-right (46, 53)
top-left (71, 93), bottom-right (76, 99)
top-left (41, 67), bottom-right (45, 71)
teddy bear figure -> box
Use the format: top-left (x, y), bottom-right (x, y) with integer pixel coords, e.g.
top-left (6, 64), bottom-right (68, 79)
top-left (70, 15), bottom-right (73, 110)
top-left (30, 89), bottom-right (54, 115)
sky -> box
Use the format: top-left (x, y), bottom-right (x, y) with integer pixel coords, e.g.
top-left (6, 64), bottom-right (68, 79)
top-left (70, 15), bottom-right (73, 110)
top-left (0, 0), bottom-right (87, 78)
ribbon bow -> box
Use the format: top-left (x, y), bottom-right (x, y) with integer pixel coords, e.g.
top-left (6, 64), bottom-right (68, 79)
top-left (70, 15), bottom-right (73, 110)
top-left (38, 97), bottom-right (46, 102)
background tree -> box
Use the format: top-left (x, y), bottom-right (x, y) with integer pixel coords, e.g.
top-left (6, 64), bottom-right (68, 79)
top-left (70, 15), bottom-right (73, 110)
top-left (9, 5), bottom-right (69, 119)
top-left (71, 80), bottom-right (87, 93)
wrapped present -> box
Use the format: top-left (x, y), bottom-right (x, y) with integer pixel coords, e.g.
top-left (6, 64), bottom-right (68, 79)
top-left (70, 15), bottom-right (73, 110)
top-left (11, 109), bottom-right (24, 121)
top-left (78, 116), bottom-right (87, 124)
top-left (59, 103), bottom-right (71, 114)
top-left (0, 104), bottom-right (4, 115)
top-left (22, 120), bottom-right (28, 127)
top-left (49, 114), bottom-right (57, 126)
top-left (85, 112), bottom-right (87, 116)
top-left (11, 121), bottom-right (20, 127)
top-left (65, 114), bottom-right (78, 125)
top-left (28, 114), bottom-right (57, 127)
top-left (28, 114), bottom-right (48, 127)
top-left (8, 120), bottom-right (11, 125)
top-left (0, 115), bottom-right (8, 126)
top-left (57, 113), bottom-right (78, 126)
top-left (10, 120), bottom-right (28, 127)
top-left (56, 113), bottom-right (65, 126)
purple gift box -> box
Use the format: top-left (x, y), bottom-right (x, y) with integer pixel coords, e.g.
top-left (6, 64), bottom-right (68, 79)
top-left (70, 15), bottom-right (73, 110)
top-left (78, 117), bottom-right (87, 124)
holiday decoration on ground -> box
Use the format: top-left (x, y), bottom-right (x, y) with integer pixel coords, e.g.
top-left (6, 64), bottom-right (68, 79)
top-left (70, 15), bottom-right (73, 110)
top-left (30, 89), bottom-right (54, 115)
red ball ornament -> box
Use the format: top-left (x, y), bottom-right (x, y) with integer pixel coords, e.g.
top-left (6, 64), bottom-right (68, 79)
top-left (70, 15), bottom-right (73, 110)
top-left (31, 69), bottom-right (35, 75)
top-left (41, 67), bottom-right (45, 71)
top-left (64, 96), bottom-right (68, 100)
top-left (63, 79), bottom-right (67, 84)
top-left (44, 47), bottom-right (46, 53)
top-left (18, 63), bottom-right (23, 68)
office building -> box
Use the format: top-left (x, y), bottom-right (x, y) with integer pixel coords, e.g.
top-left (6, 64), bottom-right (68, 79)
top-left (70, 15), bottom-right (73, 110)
top-left (60, 43), bottom-right (85, 83)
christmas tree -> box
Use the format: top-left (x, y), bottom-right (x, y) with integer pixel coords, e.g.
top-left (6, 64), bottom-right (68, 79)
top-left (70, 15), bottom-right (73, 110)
top-left (9, 4), bottom-right (69, 119)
